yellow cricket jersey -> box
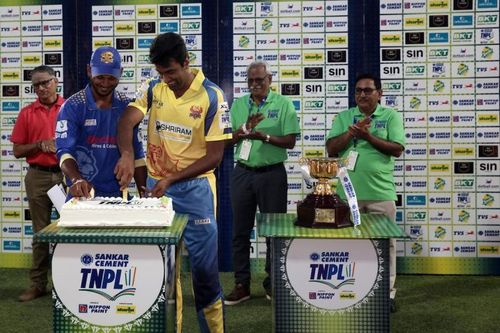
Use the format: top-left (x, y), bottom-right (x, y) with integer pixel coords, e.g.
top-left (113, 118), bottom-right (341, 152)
top-left (129, 69), bottom-right (232, 179)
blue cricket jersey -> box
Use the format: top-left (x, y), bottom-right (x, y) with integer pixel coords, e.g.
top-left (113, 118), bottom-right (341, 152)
top-left (55, 84), bottom-right (145, 196)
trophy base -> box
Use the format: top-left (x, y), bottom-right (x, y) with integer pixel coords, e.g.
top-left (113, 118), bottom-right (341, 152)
top-left (296, 194), bottom-right (352, 229)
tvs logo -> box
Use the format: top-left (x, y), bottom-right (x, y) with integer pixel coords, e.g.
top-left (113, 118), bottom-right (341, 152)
top-left (189, 105), bottom-right (203, 119)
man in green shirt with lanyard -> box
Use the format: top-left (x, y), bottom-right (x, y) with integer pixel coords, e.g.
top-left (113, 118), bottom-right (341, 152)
top-left (326, 73), bottom-right (405, 312)
top-left (225, 60), bottom-right (300, 305)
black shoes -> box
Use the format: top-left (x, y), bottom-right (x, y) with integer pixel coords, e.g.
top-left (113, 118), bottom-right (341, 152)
top-left (224, 283), bottom-right (250, 305)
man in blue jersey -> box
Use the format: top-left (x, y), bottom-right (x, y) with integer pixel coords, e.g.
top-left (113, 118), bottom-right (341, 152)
top-left (55, 46), bottom-right (146, 198)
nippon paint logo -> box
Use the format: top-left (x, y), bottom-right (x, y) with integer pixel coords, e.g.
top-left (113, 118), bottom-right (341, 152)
top-left (114, 7), bottom-right (135, 18)
top-left (381, 17), bottom-right (403, 28)
top-left (43, 22), bottom-right (63, 34)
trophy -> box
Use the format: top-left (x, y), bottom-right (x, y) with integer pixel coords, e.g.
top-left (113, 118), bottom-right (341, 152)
top-left (296, 157), bottom-right (353, 228)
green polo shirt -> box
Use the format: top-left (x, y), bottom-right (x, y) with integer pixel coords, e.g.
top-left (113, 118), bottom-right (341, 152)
top-left (231, 90), bottom-right (300, 167)
top-left (327, 104), bottom-right (405, 201)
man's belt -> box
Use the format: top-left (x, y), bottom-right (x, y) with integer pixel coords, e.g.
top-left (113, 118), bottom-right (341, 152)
top-left (236, 161), bottom-right (283, 173)
top-left (29, 164), bottom-right (61, 173)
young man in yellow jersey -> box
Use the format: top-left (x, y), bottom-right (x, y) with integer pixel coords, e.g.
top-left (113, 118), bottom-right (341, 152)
top-left (115, 32), bottom-right (231, 333)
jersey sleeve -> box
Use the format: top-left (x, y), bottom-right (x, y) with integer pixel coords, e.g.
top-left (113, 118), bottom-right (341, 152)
top-left (388, 110), bottom-right (406, 147)
top-left (205, 85), bottom-right (232, 141)
top-left (128, 79), bottom-right (152, 115)
top-left (55, 100), bottom-right (81, 165)
top-left (281, 98), bottom-right (300, 135)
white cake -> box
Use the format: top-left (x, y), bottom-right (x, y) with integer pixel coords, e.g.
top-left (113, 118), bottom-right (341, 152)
top-left (58, 196), bottom-right (175, 227)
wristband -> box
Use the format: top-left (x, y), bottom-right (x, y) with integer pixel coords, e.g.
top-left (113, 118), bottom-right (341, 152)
top-left (265, 134), bottom-right (271, 143)
top-left (71, 178), bottom-right (84, 185)
top-left (36, 141), bottom-right (43, 149)
top-left (241, 123), bottom-right (250, 135)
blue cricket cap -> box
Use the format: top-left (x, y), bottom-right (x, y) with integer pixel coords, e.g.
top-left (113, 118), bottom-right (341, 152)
top-left (90, 46), bottom-right (122, 79)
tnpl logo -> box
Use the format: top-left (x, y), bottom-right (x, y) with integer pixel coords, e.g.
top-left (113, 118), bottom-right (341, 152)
top-left (79, 267), bottom-right (137, 301)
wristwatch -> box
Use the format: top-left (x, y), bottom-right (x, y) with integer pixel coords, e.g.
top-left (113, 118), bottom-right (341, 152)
top-left (265, 134), bottom-right (271, 142)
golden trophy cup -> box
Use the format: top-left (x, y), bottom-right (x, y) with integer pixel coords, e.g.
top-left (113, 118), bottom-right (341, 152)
top-left (296, 157), bottom-right (353, 228)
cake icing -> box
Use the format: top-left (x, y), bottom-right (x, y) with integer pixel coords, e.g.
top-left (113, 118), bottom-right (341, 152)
top-left (58, 196), bottom-right (174, 227)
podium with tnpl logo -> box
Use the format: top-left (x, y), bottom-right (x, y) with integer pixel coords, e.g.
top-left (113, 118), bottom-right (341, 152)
top-left (257, 213), bottom-right (408, 333)
top-left (34, 215), bottom-right (187, 333)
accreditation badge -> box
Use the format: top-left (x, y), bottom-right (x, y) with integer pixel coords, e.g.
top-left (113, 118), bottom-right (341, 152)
top-left (239, 139), bottom-right (252, 160)
top-left (345, 150), bottom-right (358, 171)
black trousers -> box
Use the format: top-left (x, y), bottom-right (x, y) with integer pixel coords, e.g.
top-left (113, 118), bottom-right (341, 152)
top-left (230, 163), bottom-right (287, 290)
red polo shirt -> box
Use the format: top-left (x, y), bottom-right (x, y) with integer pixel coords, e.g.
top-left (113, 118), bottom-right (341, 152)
top-left (10, 95), bottom-right (65, 167)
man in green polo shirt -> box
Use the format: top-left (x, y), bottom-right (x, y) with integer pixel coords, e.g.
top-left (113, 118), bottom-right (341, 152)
top-left (326, 73), bottom-right (405, 312)
top-left (225, 60), bottom-right (300, 305)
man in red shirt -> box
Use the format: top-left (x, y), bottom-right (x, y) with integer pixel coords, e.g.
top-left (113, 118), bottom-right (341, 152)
top-left (11, 65), bottom-right (65, 302)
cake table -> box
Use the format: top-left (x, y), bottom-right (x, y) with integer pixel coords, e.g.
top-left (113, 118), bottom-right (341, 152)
top-left (34, 214), bottom-right (188, 333)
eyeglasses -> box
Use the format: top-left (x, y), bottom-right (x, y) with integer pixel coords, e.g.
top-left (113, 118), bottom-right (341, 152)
top-left (247, 75), bottom-right (269, 84)
top-left (32, 78), bottom-right (55, 89)
top-left (355, 87), bottom-right (377, 95)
